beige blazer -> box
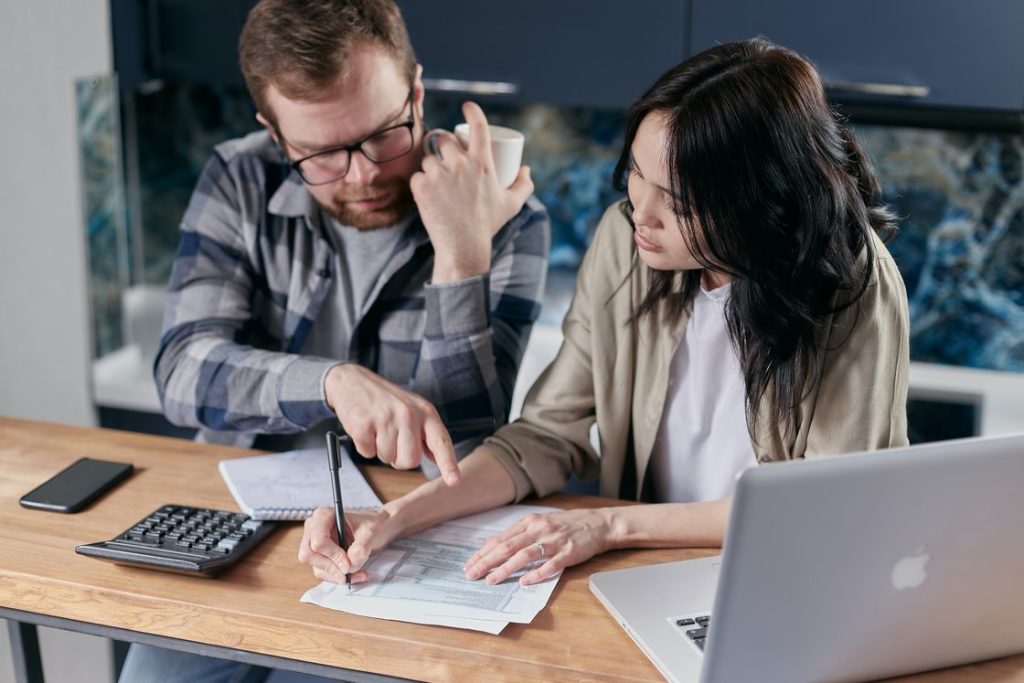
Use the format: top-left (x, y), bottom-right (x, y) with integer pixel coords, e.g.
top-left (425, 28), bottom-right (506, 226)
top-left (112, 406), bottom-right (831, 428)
top-left (486, 202), bottom-right (910, 501)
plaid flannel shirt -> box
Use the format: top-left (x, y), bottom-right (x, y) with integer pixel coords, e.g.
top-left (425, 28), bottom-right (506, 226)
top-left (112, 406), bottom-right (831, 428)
top-left (155, 131), bottom-right (550, 449)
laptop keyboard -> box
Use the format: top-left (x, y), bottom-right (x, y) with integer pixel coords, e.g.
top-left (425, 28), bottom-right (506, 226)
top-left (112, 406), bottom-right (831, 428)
top-left (672, 614), bottom-right (711, 652)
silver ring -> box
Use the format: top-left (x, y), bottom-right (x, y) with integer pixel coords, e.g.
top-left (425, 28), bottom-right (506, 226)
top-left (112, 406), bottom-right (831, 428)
top-left (534, 541), bottom-right (546, 557)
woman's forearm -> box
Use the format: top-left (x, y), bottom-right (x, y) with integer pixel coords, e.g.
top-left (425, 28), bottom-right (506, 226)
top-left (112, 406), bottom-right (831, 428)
top-left (606, 498), bottom-right (732, 550)
top-left (383, 449), bottom-right (730, 554)
top-left (385, 446), bottom-right (518, 538)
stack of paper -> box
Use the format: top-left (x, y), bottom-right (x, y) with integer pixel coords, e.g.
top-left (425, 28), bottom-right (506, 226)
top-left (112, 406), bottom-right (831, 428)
top-left (301, 505), bottom-right (562, 634)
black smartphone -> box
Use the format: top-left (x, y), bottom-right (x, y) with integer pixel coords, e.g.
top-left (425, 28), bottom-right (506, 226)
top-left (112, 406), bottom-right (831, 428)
top-left (20, 457), bottom-right (134, 513)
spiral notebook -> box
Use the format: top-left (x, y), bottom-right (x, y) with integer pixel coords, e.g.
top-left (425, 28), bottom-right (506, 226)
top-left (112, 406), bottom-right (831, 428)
top-left (218, 447), bottom-right (383, 520)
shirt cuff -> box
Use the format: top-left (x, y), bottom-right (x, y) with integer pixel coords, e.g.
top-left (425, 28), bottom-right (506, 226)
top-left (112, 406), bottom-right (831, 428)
top-left (278, 356), bottom-right (338, 427)
top-left (424, 273), bottom-right (491, 339)
top-left (482, 434), bottom-right (537, 502)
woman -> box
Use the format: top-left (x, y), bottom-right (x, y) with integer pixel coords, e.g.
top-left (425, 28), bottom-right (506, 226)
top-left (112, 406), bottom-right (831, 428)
top-left (298, 38), bottom-right (910, 587)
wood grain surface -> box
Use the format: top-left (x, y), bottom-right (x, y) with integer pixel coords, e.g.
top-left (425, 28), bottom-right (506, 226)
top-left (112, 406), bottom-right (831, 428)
top-left (1, 417), bottom-right (1021, 682)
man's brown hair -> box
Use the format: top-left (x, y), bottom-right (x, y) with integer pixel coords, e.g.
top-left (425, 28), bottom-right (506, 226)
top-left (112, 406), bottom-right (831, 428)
top-left (239, 0), bottom-right (416, 124)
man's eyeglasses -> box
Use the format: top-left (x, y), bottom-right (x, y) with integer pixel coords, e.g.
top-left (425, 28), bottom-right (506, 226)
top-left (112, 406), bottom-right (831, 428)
top-left (287, 88), bottom-right (416, 186)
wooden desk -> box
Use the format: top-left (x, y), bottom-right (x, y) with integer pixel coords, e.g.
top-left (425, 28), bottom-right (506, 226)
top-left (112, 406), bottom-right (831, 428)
top-left (1, 418), bottom-right (1023, 683)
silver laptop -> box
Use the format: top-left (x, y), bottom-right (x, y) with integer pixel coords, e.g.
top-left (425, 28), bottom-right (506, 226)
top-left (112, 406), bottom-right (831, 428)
top-left (590, 434), bottom-right (1024, 683)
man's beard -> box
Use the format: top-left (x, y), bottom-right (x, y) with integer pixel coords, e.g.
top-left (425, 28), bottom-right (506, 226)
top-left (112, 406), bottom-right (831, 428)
top-left (320, 178), bottom-right (416, 230)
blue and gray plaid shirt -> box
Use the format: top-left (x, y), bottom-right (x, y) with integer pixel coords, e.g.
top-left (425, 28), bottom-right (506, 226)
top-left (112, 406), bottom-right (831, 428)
top-left (155, 131), bottom-right (550, 449)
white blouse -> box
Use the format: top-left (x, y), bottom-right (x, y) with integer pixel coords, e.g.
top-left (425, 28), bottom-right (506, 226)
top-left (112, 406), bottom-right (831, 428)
top-left (649, 283), bottom-right (758, 503)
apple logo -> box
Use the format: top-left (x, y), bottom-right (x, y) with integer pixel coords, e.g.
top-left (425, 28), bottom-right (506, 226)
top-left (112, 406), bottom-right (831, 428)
top-left (891, 548), bottom-right (930, 590)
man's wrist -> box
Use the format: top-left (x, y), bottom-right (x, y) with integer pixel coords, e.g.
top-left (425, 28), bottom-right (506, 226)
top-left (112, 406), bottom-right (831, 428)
top-left (431, 234), bottom-right (492, 283)
top-left (324, 362), bottom-right (357, 410)
top-left (431, 254), bottom-right (491, 284)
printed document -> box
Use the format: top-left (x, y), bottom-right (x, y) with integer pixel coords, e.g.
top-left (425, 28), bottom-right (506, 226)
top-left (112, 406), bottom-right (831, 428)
top-left (301, 505), bottom-right (562, 634)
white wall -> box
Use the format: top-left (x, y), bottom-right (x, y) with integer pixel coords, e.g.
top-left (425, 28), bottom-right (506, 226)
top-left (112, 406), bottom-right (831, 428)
top-left (0, 0), bottom-right (104, 427)
top-left (0, 2), bottom-right (113, 680)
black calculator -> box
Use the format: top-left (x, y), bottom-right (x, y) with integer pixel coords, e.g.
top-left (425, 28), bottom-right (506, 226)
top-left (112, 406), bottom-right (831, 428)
top-left (76, 504), bottom-right (277, 576)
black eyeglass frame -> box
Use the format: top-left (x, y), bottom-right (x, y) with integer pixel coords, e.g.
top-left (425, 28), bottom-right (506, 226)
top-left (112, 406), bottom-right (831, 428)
top-left (284, 87), bottom-right (417, 186)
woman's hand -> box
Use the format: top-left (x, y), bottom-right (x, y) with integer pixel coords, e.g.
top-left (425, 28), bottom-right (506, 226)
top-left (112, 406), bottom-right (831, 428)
top-left (297, 506), bottom-right (404, 585)
top-left (463, 508), bottom-right (618, 586)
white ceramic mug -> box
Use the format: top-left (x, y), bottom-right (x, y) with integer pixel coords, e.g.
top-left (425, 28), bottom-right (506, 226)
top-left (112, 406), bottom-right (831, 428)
top-left (453, 123), bottom-right (525, 188)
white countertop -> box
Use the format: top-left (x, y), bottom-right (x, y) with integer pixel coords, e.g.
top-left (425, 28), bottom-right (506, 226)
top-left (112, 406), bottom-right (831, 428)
top-left (903, 361), bottom-right (1023, 436)
top-left (93, 330), bottom-right (1024, 437)
top-left (93, 344), bottom-right (161, 413)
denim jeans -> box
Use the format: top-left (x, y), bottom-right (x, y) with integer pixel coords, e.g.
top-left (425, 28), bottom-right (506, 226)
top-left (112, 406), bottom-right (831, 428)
top-left (118, 643), bottom-right (271, 683)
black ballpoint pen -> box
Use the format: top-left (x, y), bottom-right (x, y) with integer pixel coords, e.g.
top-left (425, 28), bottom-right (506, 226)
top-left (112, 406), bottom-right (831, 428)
top-left (323, 417), bottom-right (495, 592)
top-left (325, 431), bottom-right (352, 593)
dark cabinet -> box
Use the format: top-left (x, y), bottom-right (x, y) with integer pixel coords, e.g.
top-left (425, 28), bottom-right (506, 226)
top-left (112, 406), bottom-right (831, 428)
top-left (112, 0), bottom-right (689, 109)
top-left (112, 0), bottom-right (256, 90)
top-left (689, 0), bottom-right (1024, 113)
top-left (112, 0), bottom-right (1023, 115)
top-left (396, 0), bottom-right (688, 109)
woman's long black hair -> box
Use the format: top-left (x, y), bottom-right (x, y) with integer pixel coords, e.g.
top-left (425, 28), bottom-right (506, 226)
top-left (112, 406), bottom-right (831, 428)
top-left (614, 37), bottom-right (897, 438)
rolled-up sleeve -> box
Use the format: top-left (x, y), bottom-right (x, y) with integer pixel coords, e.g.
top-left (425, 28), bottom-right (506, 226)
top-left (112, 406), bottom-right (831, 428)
top-left (483, 208), bottom-right (620, 500)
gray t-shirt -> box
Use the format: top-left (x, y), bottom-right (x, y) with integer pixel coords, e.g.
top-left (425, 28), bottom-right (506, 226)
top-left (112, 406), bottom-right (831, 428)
top-left (256, 215), bottom-right (412, 452)
top-left (303, 216), bottom-right (411, 361)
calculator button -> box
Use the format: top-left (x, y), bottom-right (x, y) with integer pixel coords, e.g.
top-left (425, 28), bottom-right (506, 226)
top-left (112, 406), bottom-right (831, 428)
top-left (77, 505), bottom-right (278, 575)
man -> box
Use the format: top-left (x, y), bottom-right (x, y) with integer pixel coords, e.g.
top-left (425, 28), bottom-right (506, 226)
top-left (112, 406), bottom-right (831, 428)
top-left (122, 0), bottom-right (548, 679)
top-left (154, 0), bottom-right (549, 483)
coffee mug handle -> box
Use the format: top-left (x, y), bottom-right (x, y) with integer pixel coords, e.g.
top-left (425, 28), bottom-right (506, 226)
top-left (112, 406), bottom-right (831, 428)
top-left (424, 130), bottom-right (445, 160)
